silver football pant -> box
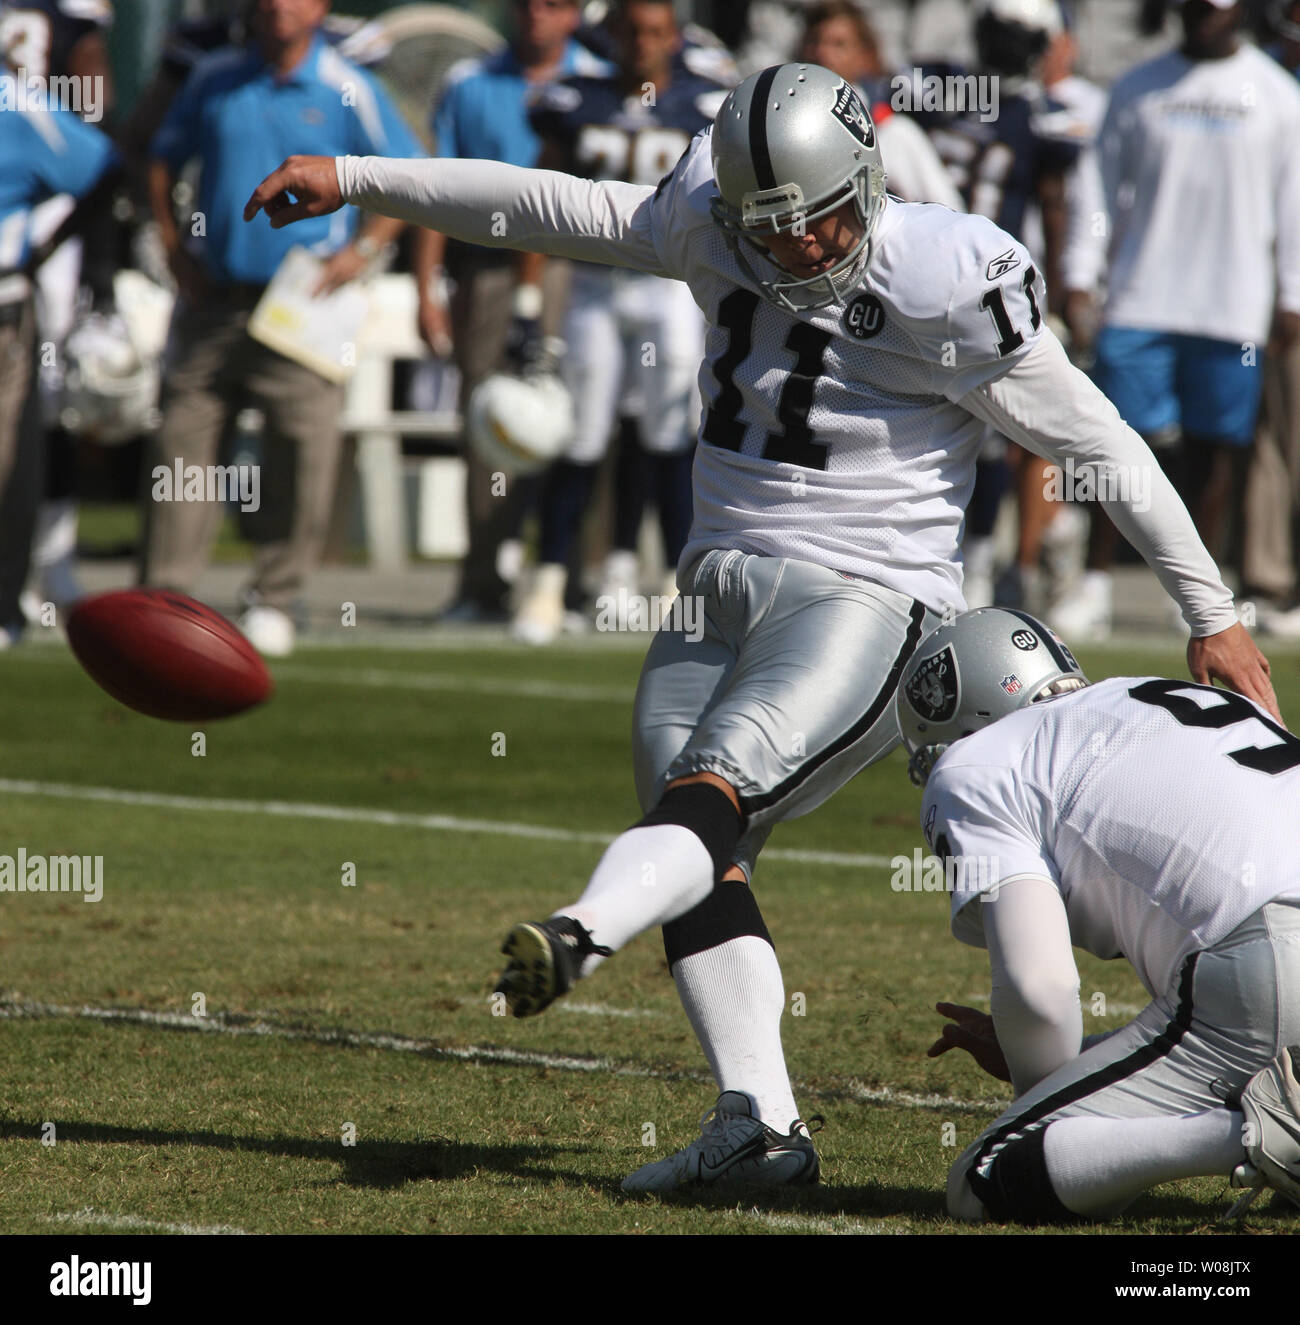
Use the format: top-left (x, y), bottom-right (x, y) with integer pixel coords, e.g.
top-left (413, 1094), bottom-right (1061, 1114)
top-left (632, 549), bottom-right (935, 878)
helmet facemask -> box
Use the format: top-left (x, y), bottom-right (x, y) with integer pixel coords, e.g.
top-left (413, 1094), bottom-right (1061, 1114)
top-left (711, 162), bottom-right (886, 312)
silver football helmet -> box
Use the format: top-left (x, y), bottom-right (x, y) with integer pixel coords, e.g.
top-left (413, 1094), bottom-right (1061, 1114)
top-left (710, 63), bottom-right (887, 312)
top-left (896, 608), bottom-right (1089, 786)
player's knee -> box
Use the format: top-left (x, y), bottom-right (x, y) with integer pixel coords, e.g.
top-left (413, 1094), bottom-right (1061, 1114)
top-left (662, 873), bottom-right (773, 967)
top-left (961, 1128), bottom-right (1081, 1226)
top-left (638, 778), bottom-right (743, 880)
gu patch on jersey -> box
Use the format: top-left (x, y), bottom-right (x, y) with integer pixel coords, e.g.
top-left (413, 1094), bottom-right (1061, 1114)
top-left (831, 80), bottom-right (875, 149)
top-left (843, 292), bottom-right (885, 340)
top-left (905, 644), bottom-right (958, 723)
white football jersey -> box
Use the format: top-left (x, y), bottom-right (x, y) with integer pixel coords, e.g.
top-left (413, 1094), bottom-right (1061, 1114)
top-left (922, 676), bottom-right (1300, 998)
top-left (647, 130), bottom-right (1048, 613)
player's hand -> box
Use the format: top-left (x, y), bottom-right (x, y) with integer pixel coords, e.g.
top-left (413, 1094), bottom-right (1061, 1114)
top-left (243, 155), bottom-right (343, 229)
top-left (418, 296), bottom-right (453, 359)
top-left (1187, 621), bottom-right (1283, 725)
top-left (312, 243), bottom-right (367, 296)
top-left (927, 1002), bottom-right (1012, 1083)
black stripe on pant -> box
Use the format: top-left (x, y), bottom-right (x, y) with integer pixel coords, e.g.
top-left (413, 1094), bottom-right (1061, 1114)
top-left (739, 598), bottom-right (928, 818)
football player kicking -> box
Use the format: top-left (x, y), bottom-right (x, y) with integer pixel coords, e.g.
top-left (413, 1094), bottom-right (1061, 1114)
top-left (897, 608), bottom-right (1300, 1224)
top-left (245, 63), bottom-right (1278, 1193)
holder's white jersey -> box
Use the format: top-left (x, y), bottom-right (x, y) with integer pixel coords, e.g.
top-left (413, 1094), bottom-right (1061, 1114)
top-left (922, 676), bottom-right (1300, 998)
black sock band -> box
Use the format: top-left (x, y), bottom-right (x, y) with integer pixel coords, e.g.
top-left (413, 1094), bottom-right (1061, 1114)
top-left (663, 877), bottom-right (772, 967)
top-left (971, 1126), bottom-right (1080, 1225)
top-left (635, 782), bottom-right (742, 881)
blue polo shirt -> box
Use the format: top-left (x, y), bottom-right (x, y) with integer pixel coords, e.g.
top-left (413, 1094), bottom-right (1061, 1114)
top-left (0, 80), bottom-right (117, 275)
top-left (433, 40), bottom-right (612, 165)
top-left (151, 32), bottom-right (422, 285)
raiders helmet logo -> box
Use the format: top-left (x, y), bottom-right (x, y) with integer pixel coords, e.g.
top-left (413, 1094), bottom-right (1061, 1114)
top-left (844, 292), bottom-right (885, 340)
top-left (905, 645), bottom-right (958, 723)
top-left (830, 81), bottom-right (875, 150)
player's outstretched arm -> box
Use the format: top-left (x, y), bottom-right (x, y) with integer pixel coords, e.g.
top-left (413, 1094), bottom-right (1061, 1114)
top-left (245, 153), bottom-right (670, 277)
top-left (962, 334), bottom-right (1283, 722)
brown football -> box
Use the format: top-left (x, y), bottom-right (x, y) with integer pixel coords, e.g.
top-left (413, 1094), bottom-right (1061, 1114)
top-left (67, 588), bottom-right (273, 721)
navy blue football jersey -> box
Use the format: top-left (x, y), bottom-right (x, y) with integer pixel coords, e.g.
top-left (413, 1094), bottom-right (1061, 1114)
top-left (0, 0), bottom-right (108, 80)
top-left (910, 65), bottom-right (1080, 240)
top-left (529, 56), bottom-right (728, 188)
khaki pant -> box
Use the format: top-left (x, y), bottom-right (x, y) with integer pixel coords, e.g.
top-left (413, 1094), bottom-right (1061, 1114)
top-left (1242, 338), bottom-right (1300, 599)
top-left (0, 299), bottom-right (41, 623)
top-left (140, 292), bottom-right (344, 612)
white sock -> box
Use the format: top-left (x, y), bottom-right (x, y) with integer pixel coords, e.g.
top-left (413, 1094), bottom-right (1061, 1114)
top-left (671, 935), bottom-right (800, 1131)
top-left (558, 824), bottom-right (714, 976)
top-left (1044, 1110), bottom-right (1246, 1218)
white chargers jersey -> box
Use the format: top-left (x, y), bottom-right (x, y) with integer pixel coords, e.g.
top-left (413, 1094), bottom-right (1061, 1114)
top-left (652, 131), bottom-right (1047, 612)
top-left (1099, 44), bottom-right (1300, 344)
top-left (922, 676), bottom-right (1300, 998)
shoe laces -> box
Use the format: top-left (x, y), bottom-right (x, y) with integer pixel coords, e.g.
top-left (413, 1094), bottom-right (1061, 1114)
top-left (695, 1100), bottom-right (763, 1164)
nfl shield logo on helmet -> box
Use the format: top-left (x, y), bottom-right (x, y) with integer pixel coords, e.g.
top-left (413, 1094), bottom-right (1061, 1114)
top-left (905, 645), bottom-right (958, 723)
top-left (999, 674), bottom-right (1023, 696)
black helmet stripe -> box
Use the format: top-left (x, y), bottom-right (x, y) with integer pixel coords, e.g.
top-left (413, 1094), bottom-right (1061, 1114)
top-left (747, 65), bottom-right (779, 190)
top-left (1004, 607), bottom-right (1074, 671)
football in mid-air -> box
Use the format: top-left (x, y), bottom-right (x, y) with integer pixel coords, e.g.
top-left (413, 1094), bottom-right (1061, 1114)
top-left (67, 588), bottom-right (274, 721)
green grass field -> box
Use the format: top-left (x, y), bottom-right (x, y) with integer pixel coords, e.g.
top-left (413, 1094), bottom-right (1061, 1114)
top-left (1, 635), bottom-right (1297, 1236)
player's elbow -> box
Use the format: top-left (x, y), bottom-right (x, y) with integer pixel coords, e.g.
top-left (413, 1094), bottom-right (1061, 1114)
top-left (993, 972), bottom-right (1081, 1034)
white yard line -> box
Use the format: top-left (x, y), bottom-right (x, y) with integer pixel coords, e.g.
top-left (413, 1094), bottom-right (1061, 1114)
top-left (0, 779), bottom-right (895, 870)
top-left (0, 998), bottom-right (1007, 1115)
top-left (272, 665), bottom-right (636, 704)
top-left (733, 1209), bottom-right (898, 1235)
top-left (45, 1207), bottom-right (247, 1236)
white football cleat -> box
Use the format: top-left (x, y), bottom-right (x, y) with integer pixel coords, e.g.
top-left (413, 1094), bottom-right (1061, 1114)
top-left (238, 605), bottom-right (296, 658)
top-left (621, 1091), bottom-right (822, 1193)
top-left (1236, 1045), bottom-right (1300, 1214)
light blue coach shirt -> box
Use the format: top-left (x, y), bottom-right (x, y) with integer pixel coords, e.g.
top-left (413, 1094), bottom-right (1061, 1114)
top-left (152, 31), bottom-right (422, 285)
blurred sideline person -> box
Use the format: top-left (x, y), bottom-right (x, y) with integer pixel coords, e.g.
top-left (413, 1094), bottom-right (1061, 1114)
top-left (2, 0), bottom-right (114, 617)
top-left (510, 0), bottom-right (728, 644)
top-left (1057, 0), bottom-right (1300, 639)
top-left (799, 0), bottom-right (963, 210)
top-left (412, 0), bottom-right (606, 627)
top-left (142, 0), bottom-right (420, 656)
top-left (913, 0), bottom-right (1084, 615)
top-left (246, 63), bottom-right (1277, 1192)
top-left (0, 71), bottom-right (116, 644)
top-left (898, 608), bottom-right (1300, 1224)
top-left (1238, 0), bottom-right (1300, 636)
